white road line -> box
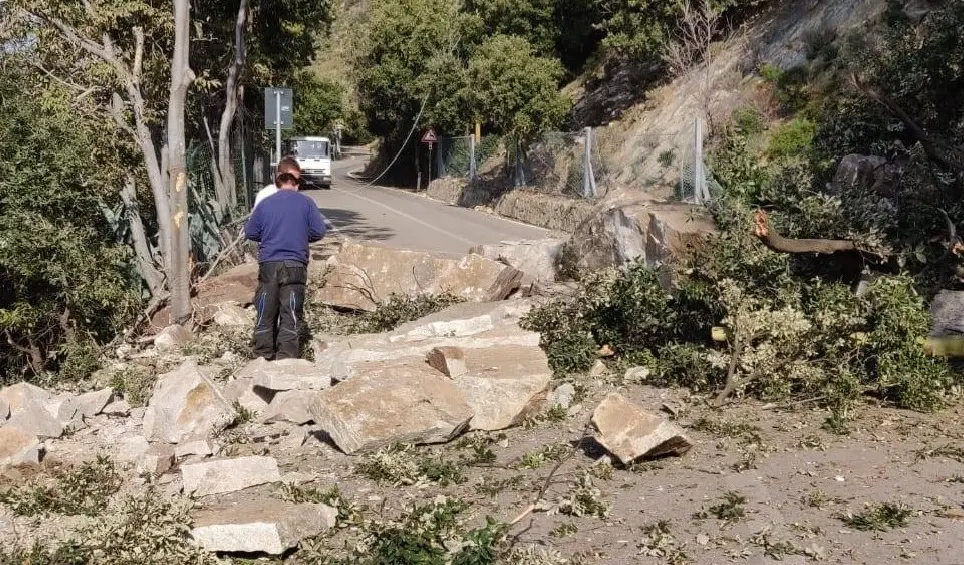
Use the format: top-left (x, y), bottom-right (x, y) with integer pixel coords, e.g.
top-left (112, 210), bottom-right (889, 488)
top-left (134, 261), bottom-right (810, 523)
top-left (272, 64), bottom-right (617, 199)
top-left (329, 184), bottom-right (477, 246)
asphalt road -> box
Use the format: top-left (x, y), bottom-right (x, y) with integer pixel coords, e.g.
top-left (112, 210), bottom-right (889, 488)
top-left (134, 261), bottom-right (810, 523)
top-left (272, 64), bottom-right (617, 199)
top-left (302, 156), bottom-right (554, 256)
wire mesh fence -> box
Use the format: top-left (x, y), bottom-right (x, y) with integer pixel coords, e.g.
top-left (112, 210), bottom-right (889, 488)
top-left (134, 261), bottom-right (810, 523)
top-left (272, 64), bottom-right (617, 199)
top-left (433, 118), bottom-right (714, 204)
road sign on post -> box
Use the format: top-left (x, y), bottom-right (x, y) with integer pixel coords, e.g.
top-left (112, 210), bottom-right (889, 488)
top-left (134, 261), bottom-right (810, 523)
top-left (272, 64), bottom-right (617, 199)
top-left (264, 87), bottom-right (293, 165)
top-left (421, 129), bottom-right (437, 191)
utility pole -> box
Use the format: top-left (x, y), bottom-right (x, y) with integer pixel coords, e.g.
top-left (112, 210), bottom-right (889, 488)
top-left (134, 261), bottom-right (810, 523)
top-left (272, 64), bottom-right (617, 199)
top-left (275, 89), bottom-right (282, 164)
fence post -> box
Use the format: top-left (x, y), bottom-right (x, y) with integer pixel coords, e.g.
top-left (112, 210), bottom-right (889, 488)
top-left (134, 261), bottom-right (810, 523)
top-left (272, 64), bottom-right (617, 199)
top-left (469, 134), bottom-right (477, 182)
top-left (514, 139), bottom-right (526, 188)
top-left (583, 126), bottom-right (597, 199)
top-left (436, 138), bottom-right (444, 179)
top-left (694, 116), bottom-right (708, 204)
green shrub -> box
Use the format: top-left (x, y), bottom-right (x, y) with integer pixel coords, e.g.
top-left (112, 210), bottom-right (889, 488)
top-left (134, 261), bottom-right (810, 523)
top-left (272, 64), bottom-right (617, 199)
top-left (766, 117), bottom-right (816, 161)
top-left (350, 293), bottom-right (464, 334)
top-left (0, 456), bottom-right (121, 517)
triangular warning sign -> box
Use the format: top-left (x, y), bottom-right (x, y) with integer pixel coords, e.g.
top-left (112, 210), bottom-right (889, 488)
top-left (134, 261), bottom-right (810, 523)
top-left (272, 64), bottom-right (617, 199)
top-left (421, 128), bottom-right (438, 143)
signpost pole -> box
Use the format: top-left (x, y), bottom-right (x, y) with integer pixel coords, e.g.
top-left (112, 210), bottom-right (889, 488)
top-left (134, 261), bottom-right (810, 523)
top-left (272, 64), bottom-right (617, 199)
top-left (427, 142), bottom-right (433, 189)
top-left (275, 90), bottom-right (282, 165)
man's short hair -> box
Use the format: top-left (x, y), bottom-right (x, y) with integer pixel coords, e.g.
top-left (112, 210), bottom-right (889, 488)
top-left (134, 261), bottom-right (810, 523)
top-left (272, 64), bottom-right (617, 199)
top-left (277, 156), bottom-right (301, 174)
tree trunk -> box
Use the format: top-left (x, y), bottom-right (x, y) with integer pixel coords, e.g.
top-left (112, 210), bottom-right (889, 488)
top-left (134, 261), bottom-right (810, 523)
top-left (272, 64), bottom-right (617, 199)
top-left (753, 209), bottom-right (857, 255)
top-left (217, 0), bottom-right (249, 213)
top-left (167, 0), bottom-right (195, 325)
top-left (120, 175), bottom-right (165, 295)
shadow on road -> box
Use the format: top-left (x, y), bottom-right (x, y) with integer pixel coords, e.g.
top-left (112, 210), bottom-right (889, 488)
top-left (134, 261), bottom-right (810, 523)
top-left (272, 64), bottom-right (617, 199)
top-left (319, 207), bottom-right (395, 242)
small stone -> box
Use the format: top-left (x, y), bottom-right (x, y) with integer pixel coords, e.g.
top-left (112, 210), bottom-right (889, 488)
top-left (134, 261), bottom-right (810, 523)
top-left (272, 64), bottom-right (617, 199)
top-left (175, 439), bottom-right (217, 459)
top-left (0, 427), bottom-right (43, 468)
top-left (624, 366), bottom-right (651, 382)
top-left (590, 392), bottom-right (693, 464)
top-left (154, 324), bottom-right (194, 353)
top-left (550, 383), bottom-right (576, 410)
top-left (260, 390), bottom-right (317, 425)
top-left (589, 360), bottom-right (607, 377)
top-left (222, 378), bottom-right (272, 413)
top-left (212, 303), bottom-right (251, 328)
top-left (137, 444), bottom-right (175, 475)
top-left (181, 456), bottom-right (281, 497)
top-left (426, 347), bottom-right (468, 378)
top-left (191, 499), bottom-right (336, 555)
top-left (103, 399), bottom-right (132, 417)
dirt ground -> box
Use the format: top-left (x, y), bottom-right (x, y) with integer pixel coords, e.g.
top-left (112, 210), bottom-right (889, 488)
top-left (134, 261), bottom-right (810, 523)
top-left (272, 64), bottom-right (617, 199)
top-left (198, 380), bottom-right (964, 565)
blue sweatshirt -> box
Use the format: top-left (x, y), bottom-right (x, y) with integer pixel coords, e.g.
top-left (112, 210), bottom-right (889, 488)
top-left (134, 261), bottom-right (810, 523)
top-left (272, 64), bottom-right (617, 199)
top-left (244, 190), bottom-right (326, 264)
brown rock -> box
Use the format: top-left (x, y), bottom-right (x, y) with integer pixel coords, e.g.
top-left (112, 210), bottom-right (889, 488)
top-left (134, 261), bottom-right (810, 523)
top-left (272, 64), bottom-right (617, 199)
top-left (237, 358), bottom-right (330, 392)
top-left (0, 382), bottom-right (51, 416)
top-left (309, 358), bottom-right (473, 454)
top-left (260, 390), bottom-right (317, 425)
top-left (153, 262), bottom-right (258, 328)
top-left (316, 241), bottom-right (523, 312)
top-left (590, 393), bottom-right (692, 464)
top-left (181, 456), bottom-right (281, 497)
top-left (222, 378), bottom-right (272, 413)
top-left (0, 427), bottom-right (42, 468)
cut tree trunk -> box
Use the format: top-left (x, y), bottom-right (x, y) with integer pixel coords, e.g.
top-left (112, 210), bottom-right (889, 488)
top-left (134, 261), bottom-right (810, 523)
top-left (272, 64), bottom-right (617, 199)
top-left (167, 0), bottom-right (196, 325)
top-left (753, 210), bottom-right (856, 254)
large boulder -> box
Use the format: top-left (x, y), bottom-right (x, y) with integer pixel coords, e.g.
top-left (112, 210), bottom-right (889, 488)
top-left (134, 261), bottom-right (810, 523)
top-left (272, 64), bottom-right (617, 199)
top-left (154, 324), bottom-right (194, 353)
top-left (316, 241), bottom-right (523, 311)
top-left (469, 239), bottom-right (566, 283)
top-left (0, 382), bottom-right (51, 416)
top-left (590, 393), bottom-right (693, 464)
top-left (427, 345), bottom-right (551, 431)
top-left (143, 360), bottom-right (237, 444)
top-left (568, 188), bottom-right (715, 274)
top-left (191, 499), bottom-right (336, 555)
top-left (930, 290), bottom-right (964, 336)
top-left (308, 358), bottom-right (474, 454)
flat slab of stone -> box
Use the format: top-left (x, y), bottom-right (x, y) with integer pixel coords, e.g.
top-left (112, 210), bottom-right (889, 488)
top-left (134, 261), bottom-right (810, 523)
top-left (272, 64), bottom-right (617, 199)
top-left (181, 456), bottom-right (281, 497)
top-left (309, 358), bottom-right (473, 454)
top-left (236, 358), bottom-right (330, 392)
top-left (590, 393), bottom-right (693, 464)
top-left (143, 360), bottom-right (237, 444)
top-left (212, 303), bottom-right (251, 328)
top-left (318, 325), bottom-right (542, 383)
top-left (316, 241), bottom-right (523, 311)
top-left (191, 498), bottom-right (336, 555)
top-left (388, 300), bottom-right (538, 343)
top-left (0, 426), bottom-right (42, 468)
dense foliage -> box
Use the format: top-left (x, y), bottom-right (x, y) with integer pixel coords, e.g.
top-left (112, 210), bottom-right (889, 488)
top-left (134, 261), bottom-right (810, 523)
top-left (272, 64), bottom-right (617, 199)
top-left (526, 1), bottom-right (964, 423)
top-left (0, 65), bottom-right (140, 380)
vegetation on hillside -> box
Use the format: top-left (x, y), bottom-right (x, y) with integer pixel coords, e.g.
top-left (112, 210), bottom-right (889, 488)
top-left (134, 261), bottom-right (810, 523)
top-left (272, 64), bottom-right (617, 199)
top-left (525, 0), bottom-right (964, 426)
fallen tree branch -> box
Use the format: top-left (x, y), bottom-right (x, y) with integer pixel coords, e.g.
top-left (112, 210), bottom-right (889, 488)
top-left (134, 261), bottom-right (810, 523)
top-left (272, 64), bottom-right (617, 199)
top-left (753, 209), bottom-right (856, 254)
top-left (711, 325), bottom-right (964, 358)
top-left (198, 230), bottom-right (247, 285)
top-left (712, 326), bottom-right (745, 407)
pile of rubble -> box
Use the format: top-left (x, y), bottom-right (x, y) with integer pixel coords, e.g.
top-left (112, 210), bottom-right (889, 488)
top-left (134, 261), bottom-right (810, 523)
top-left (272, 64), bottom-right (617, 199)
top-left (0, 239), bottom-right (693, 557)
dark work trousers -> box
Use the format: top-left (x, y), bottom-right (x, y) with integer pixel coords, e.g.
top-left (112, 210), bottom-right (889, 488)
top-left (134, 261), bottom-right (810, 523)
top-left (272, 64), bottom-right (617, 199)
top-left (253, 260), bottom-right (307, 360)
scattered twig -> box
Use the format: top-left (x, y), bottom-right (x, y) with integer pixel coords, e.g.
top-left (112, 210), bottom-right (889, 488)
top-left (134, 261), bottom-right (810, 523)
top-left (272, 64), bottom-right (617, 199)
top-left (713, 326), bottom-right (745, 407)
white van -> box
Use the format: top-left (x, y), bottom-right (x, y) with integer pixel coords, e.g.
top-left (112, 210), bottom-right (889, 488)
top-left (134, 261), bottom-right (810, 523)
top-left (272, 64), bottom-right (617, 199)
top-left (286, 136), bottom-right (332, 189)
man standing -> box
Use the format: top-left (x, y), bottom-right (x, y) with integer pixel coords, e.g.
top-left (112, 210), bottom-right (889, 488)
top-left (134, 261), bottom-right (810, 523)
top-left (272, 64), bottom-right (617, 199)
top-left (253, 155), bottom-right (301, 209)
top-left (244, 170), bottom-right (326, 360)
